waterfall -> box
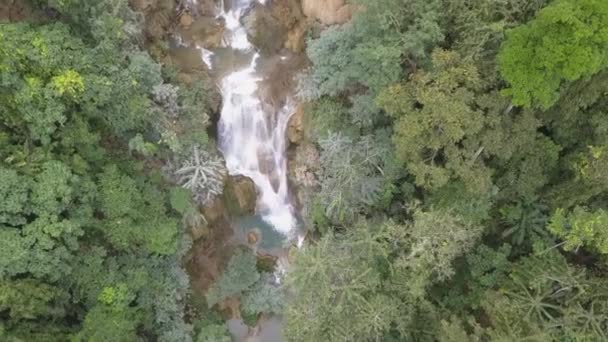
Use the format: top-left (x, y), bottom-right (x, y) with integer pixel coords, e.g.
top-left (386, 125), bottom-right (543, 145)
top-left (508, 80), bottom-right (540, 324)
top-left (203, 0), bottom-right (298, 236)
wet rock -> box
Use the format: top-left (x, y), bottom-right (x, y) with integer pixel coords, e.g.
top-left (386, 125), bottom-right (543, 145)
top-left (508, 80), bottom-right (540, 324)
top-left (272, 0), bottom-right (304, 29)
top-left (218, 297), bottom-right (241, 319)
top-left (285, 22), bottom-right (307, 53)
top-left (170, 46), bottom-right (208, 72)
top-left (180, 13), bottom-right (194, 28)
top-left (287, 104), bottom-right (305, 144)
top-left (301, 0), bottom-right (354, 25)
top-left (176, 72), bottom-right (193, 85)
top-left (242, 4), bottom-right (286, 55)
top-left (183, 16), bottom-right (225, 49)
top-left (141, 0), bottom-right (175, 40)
top-left (224, 176), bottom-right (257, 215)
top-left (202, 196), bottom-right (227, 225)
top-left (247, 230), bottom-right (259, 244)
top-left (289, 142), bottom-right (319, 188)
top-left (129, 0), bottom-right (152, 11)
top-left (0, 0), bottom-right (36, 22)
top-left (268, 170), bottom-right (281, 193)
top-left (191, 223), bottom-right (210, 241)
top-left (257, 54), bottom-right (307, 111)
top-left (256, 253), bottom-right (278, 273)
top-left (256, 147), bottom-right (275, 175)
top-left (198, 0), bottom-right (218, 16)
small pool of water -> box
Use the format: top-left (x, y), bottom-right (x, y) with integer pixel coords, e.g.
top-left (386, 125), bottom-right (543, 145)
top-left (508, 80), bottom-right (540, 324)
top-left (228, 316), bottom-right (284, 342)
top-left (231, 214), bottom-right (301, 256)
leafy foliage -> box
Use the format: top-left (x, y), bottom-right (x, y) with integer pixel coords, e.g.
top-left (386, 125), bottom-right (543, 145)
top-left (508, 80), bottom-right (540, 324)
top-left (549, 207), bottom-right (608, 254)
top-left (498, 0), bottom-right (608, 109)
top-left (195, 323), bottom-right (231, 342)
top-left (241, 274), bottom-right (286, 316)
top-left (206, 249), bottom-right (260, 307)
top-left (499, 201), bottom-right (549, 245)
top-left (285, 210), bottom-right (481, 340)
top-left (298, 0), bottom-right (443, 99)
top-left (314, 132), bottom-right (394, 224)
top-left (290, 0), bottom-right (608, 340)
top-left (0, 2), bottom-right (207, 339)
top-left (378, 49), bottom-right (492, 193)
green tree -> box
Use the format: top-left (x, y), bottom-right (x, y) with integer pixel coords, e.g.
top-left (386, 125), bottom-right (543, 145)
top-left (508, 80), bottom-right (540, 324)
top-left (0, 279), bottom-right (66, 323)
top-left (0, 11), bottom-right (196, 340)
top-left (298, 0), bottom-right (443, 99)
top-left (314, 132), bottom-right (395, 225)
top-left (481, 248), bottom-right (608, 341)
top-left (378, 49), bottom-right (492, 193)
top-left (73, 284), bottom-right (142, 342)
top-left (549, 207), bottom-right (608, 254)
top-left (285, 212), bottom-right (480, 341)
top-left (241, 274), bottom-right (285, 316)
top-left (195, 323), bottom-right (231, 342)
top-left (498, 0), bottom-right (608, 109)
top-left (206, 249), bottom-right (260, 307)
top-left (97, 165), bottom-right (178, 255)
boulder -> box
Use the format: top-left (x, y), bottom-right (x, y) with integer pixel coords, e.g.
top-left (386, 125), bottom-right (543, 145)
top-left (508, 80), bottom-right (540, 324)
top-left (198, 0), bottom-right (218, 16)
top-left (191, 223), bottom-right (210, 241)
top-left (256, 253), bottom-right (278, 273)
top-left (129, 0), bottom-right (153, 11)
top-left (288, 142), bottom-right (319, 188)
top-left (287, 104), bottom-right (305, 144)
top-left (272, 0), bottom-right (304, 29)
top-left (285, 22), bottom-right (307, 53)
top-left (184, 16), bottom-right (225, 49)
top-left (179, 13), bottom-right (194, 28)
top-left (0, 0), bottom-right (34, 22)
top-left (247, 230), bottom-right (259, 244)
top-left (224, 176), bottom-right (257, 215)
top-left (202, 196), bottom-right (227, 224)
top-left (242, 4), bottom-right (286, 55)
top-left (170, 46), bottom-right (208, 72)
top-left (301, 0), bottom-right (354, 25)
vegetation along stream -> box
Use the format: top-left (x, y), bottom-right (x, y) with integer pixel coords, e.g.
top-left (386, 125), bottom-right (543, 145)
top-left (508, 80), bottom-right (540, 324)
top-left (2, 0), bottom-right (608, 341)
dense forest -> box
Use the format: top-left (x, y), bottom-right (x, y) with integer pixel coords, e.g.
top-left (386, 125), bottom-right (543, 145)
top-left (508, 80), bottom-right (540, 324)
top-left (1, 0), bottom-right (608, 341)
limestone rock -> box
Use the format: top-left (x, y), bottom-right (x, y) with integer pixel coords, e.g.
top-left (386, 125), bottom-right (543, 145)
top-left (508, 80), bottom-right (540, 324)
top-left (272, 0), bottom-right (304, 29)
top-left (198, 0), bottom-right (218, 16)
top-left (257, 147), bottom-right (276, 175)
top-left (202, 197), bottom-right (226, 225)
top-left (170, 46), bottom-right (207, 72)
top-left (256, 253), bottom-right (278, 273)
top-left (289, 142), bottom-right (319, 188)
top-left (225, 176), bottom-right (257, 215)
top-left (129, 0), bottom-right (152, 11)
top-left (301, 0), bottom-right (354, 25)
top-left (287, 104), bottom-right (305, 144)
top-left (180, 13), bottom-right (194, 28)
top-left (247, 230), bottom-right (259, 244)
top-left (285, 22), bottom-right (307, 53)
top-left (242, 4), bottom-right (286, 55)
top-left (0, 0), bottom-right (34, 22)
top-left (184, 16), bottom-right (225, 49)
top-left (191, 223), bottom-right (210, 241)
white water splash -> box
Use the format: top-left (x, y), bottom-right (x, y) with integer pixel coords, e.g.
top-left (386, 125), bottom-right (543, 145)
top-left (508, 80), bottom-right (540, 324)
top-left (213, 0), bottom-right (297, 235)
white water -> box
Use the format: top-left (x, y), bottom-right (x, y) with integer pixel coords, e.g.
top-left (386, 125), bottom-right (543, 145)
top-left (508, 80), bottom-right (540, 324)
top-left (201, 0), bottom-right (298, 236)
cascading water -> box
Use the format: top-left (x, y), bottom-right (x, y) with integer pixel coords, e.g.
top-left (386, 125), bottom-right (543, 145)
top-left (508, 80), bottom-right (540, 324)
top-left (199, 0), bottom-right (298, 237)
top-left (182, 1), bottom-right (301, 340)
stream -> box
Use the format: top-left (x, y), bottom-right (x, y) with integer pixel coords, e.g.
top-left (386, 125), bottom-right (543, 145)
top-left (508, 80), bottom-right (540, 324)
top-left (185, 0), bottom-right (301, 340)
